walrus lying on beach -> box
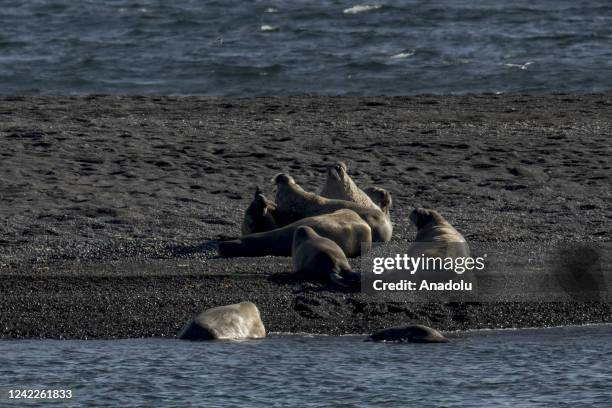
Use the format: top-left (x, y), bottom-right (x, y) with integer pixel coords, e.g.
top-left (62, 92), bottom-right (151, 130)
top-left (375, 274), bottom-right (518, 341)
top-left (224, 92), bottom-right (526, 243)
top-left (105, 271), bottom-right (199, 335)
top-left (179, 301), bottom-right (266, 341)
top-left (406, 208), bottom-right (475, 292)
top-left (320, 161), bottom-right (380, 210)
top-left (218, 209), bottom-right (372, 258)
top-left (273, 174), bottom-right (392, 243)
top-left (292, 226), bottom-right (360, 288)
top-left (409, 208), bottom-right (469, 256)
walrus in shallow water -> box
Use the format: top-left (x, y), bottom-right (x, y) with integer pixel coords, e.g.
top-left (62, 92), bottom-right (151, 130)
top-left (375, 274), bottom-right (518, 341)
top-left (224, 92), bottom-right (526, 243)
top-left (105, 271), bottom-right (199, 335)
top-left (179, 301), bottom-right (266, 341)
top-left (218, 209), bottom-right (371, 258)
top-left (292, 226), bottom-right (360, 288)
top-left (273, 174), bottom-right (392, 243)
top-left (242, 186), bottom-right (278, 235)
top-left (320, 161), bottom-right (380, 210)
top-left (368, 324), bottom-right (448, 343)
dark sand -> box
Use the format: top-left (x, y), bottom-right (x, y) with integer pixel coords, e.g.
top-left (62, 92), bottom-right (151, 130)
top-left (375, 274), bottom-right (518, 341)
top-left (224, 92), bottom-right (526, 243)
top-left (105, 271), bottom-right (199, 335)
top-left (1, 94), bottom-right (611, 339)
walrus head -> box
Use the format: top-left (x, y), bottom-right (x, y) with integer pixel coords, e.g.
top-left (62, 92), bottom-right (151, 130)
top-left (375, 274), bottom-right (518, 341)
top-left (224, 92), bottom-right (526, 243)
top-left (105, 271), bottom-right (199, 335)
top-left (410, 208), bottom-right (445, 229)
top-left (326, 161), bottom-right (348, 182)
top-left (272, 173), bottom-right (295, 186)
top-left (364, 186), bottom-right (392, 215)
top-left (293, 225), bottom-right (317, 247)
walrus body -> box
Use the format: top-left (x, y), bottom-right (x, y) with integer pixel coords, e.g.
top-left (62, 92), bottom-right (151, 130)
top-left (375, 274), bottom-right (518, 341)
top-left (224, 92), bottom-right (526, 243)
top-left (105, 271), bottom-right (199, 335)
top-left (320, 161), bottom-right (380, 210)
top-left (369, 324), bottom-right (448, 343)
top-left (218, 209), bottom-right (371, 258)
top-left (409, 208), bottom-right (469, 257)
top-left (407, 208), bottom-right (474, 291)
top-left (274, 174), bottom-right (392, 243)
top-left (292, 226), bottom-right (360, 288)
top-left (179, 301), bottom-right (266, 341)
top-left (241, 187), bottom-right (278, 235)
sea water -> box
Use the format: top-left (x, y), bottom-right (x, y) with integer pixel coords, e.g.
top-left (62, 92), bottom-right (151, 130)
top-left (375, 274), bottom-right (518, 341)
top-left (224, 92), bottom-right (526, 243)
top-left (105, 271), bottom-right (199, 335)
top-left (1, 325), bottom-right (611, 407)
top-left (1, 0), bottom-right (611, 95)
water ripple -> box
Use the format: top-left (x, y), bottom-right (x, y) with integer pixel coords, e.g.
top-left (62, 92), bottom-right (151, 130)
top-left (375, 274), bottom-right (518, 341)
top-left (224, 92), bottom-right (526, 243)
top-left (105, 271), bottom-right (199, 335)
top-left (0, 0), bottom-right (612, 95)
top-left (1, 326), bottom-right (611, 406)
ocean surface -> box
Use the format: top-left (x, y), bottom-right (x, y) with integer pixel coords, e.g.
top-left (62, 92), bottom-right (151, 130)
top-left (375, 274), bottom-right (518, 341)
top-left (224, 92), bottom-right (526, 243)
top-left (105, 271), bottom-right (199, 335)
top-left (1, 0), bottom-right (612, 95)
top-left (2, 325), bottom-right (611, 407)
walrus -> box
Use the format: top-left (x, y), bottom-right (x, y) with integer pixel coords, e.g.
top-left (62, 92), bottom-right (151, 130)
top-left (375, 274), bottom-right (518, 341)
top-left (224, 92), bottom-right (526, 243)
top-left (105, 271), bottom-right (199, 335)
top-left (179, 301), bottom-right (266, 341)
top-left (407, 208), bottom-right (475, 294)
top-left (242, 186), bottom-right (278, 235)
top-left (218, 209), bottom-right (372, 258)
top-left (409, 208), bottom-right (468, 255)
top-left (273, 174), bottom-right (392, 243)
top-left (292, 226), bottom-right (360, 288)
top-left (368, 324), bottom-right (448, 343)
top-left (364, 186), bottom-right (392, 216)
top-left (320, 161), bottom-right (380, 210)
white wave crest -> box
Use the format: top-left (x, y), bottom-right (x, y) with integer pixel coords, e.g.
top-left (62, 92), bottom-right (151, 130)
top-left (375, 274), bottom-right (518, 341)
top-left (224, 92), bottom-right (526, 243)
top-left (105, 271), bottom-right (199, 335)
top-left (343, 4), bottom-right (382, 14)
top-left (260, 25), bottom-right (279, 32)
top-left (390, 50), bottom-right (415, 59)
top-left (505, 62), bottom-right (533, 70)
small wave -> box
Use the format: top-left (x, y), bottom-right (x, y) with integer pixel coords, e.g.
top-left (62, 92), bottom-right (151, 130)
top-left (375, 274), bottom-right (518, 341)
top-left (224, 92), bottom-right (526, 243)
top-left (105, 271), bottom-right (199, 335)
top-left (0, 40), bottom-right (28, 49)
top-left (209, 63), bottom-right (285, 78)
top-left (265, 7), bottom-right (278, 13)
top-left (390, 50), bottom-right (415, 59)
top-left (504, 61), bottom-right (533, 70)
top-left (344, 60), bottom-right (389, 70)
top-left (447, 322), bottom-right (612, 334)
top-left (269, 332), bottom-right (368, 337)
top-left (118, 7), bottom-right (149, 14)
top-left (260, 24), bottom-right (279, 32)
top-left (98, 78), bottom-right (164, 86)
top-left (343, 4), bottom-right (382, 14)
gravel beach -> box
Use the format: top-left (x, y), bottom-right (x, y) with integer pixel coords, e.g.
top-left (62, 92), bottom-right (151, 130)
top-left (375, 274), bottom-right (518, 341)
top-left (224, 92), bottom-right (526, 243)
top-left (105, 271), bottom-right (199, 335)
top-left (1, 94), bottom-right (611, 339)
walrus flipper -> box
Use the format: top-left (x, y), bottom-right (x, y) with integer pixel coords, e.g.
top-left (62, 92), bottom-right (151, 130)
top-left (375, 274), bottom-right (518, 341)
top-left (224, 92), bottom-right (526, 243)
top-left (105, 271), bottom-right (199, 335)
top-left (242, 188), bottom-right (279, 235)
top-left (329, 266), bottom-right (361, 290)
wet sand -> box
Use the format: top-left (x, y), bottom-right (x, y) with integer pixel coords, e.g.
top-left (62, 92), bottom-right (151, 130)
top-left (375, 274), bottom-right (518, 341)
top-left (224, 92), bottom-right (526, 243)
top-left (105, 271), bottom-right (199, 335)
top-left (1, 94), bottom-right (611, 339)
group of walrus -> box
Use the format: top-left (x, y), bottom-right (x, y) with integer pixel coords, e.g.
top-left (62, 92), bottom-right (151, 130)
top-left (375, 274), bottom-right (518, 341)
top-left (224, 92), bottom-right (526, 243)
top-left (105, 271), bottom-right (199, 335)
top-left (216, 161), bottom-right (468, 288)
top-left (179, 161), bottom-right (462, 342)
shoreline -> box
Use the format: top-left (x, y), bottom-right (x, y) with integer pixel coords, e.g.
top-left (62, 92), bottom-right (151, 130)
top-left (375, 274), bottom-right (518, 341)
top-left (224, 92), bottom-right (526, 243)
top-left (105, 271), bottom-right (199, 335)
top-left (3, 270), bottom-right (610, 339)
top-left (3, 323), bottom-right (612, 341)
top-left (271, 321), bottom-right (612, 336)
top-left (1, 94), bottom-right (611, 339)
